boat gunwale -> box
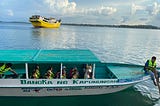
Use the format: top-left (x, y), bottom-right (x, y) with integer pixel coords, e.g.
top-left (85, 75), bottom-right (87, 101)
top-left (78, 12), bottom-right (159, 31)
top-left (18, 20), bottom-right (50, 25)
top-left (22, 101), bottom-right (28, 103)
top-left (0, 75), bottom-right (150, 88)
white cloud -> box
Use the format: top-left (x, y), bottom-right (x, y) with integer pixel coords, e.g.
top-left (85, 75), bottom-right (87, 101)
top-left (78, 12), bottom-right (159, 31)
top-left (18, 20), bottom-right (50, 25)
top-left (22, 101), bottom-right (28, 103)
top-left (147, 12), bottom-right (160, 26)
top-left (0, 0), bottom-right (160, 27)
top-left (131, 2), bottom-right (160, 15)
top-left (7, 10), bottom-right (14, 16)
top-left (146, 2), bottom-right (160, 15)
top-left (43, 0), bottom-right (76, 14)
top-left (120, 16), bottom-right (129, 23)
top-left (100, 6), bottom-right (117, 15)
top-left (129, 1), bottom-right (160, 26)
top-left (42, 1), bottom-right (117, 17)
top-left (82, 6), bottom-right (117, 16)
top-left (131, 3), bottom-right (145, 15)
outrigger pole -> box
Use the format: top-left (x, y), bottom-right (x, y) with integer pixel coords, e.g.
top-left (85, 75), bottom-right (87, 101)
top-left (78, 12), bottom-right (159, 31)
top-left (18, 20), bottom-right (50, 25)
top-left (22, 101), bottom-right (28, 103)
top-left (25, 63), bottom-right (29, 79)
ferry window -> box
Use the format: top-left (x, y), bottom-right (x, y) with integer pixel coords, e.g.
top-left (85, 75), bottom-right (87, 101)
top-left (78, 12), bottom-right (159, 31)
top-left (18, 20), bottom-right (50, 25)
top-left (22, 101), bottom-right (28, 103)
top-left (0, 63), bottom-right (26, 79)
top-left (28, 63), bottom-right (60, 79)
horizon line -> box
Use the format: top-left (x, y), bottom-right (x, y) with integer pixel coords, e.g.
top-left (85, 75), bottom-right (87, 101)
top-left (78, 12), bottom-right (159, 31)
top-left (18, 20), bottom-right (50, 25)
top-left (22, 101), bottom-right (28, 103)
top-left (0, 21), bottom-right (160, 29)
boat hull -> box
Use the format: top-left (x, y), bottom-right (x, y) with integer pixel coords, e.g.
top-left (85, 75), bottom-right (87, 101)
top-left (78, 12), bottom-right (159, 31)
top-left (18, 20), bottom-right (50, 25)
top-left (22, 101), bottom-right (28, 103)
top-left (30, 19), bottom-right (61, 28)
top-left (0, 75), bottom-right (149, 97)
top-left (0, 85), bottom-right (132, 97)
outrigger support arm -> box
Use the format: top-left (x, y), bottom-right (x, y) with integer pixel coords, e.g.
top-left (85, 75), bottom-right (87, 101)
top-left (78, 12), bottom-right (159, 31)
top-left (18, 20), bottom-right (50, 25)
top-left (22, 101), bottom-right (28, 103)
top-left (60, 63), bottom-right (63, 79)
top-left (92, 63), bottom-right (95, 79)
top-left (25, 63), bottom-right (29, 79)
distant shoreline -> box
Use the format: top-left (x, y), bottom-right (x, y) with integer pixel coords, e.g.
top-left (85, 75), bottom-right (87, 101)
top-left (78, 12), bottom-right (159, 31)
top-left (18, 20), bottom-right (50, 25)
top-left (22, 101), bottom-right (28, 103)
top-left (0, 21), bottom-right (160, 30)
top-left (62, 23), bottom-right (160, 30)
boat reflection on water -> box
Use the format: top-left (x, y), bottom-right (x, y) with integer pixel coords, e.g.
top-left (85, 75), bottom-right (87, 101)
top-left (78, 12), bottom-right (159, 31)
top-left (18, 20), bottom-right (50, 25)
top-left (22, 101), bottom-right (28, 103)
top-left (31, 27), bottom-right (76, 49)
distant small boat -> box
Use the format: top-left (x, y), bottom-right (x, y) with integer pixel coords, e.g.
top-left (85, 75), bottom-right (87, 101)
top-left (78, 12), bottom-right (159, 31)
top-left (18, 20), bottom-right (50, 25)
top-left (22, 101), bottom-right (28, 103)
top-left (29, 15), bottom-right (61, 28)
top-left (0, 50), bottom-right (151, 97)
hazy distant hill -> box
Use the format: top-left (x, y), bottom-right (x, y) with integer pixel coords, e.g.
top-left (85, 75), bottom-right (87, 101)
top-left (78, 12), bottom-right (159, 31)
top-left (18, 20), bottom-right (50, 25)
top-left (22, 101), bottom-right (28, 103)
top-left (62, 23), bottom-right (160, 30)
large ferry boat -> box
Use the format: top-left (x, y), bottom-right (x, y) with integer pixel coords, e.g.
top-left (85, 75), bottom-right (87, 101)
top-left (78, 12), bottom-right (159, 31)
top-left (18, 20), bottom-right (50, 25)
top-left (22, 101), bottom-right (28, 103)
top-left (0, 50), bottom-right (150, 97)
top-left (29, 15), bottom-right (61, 28)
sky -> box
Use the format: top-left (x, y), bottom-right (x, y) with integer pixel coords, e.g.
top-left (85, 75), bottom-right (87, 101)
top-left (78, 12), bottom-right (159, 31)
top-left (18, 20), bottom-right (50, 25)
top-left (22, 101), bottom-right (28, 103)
top-left (0, 0), bottom-right (160, 26)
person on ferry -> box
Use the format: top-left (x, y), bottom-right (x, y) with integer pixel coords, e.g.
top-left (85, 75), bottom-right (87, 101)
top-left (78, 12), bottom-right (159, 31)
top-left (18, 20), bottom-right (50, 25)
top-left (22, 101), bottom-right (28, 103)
top-left (44, 66), bottom-right (54, 79)
top-left (55, 66), bottom-right (67, 79)
top-left (71, 67), bottom-right (79, 79)
top-left (144, 56), bottom-right (160, 85)
top-left (31, 65), bottom-right (41, 79)
top-left (84, 65), bottom-right (92, 79)
top-left (69, 67), bottom-right (74, 78)
top-left (144, 56), bottom-right (160, 93)
top-left (55, 70), bottom-right (60, 79)
top-left (0, 63), bottom-right (18, 78)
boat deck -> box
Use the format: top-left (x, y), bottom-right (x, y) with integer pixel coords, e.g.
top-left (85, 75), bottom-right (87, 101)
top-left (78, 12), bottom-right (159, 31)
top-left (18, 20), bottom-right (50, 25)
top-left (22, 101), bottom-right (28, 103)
top-left (106, 63), bottom-right (144, 79)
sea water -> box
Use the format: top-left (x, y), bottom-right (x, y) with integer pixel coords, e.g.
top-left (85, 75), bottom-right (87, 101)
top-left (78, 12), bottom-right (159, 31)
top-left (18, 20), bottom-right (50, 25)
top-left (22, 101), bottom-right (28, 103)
top-left (0, 22), bottom-right (160, 106)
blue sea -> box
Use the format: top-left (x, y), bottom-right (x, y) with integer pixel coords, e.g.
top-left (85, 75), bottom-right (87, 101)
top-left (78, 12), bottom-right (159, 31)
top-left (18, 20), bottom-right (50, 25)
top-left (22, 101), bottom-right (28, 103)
top-left (0, 22), bottom-right (160, 106)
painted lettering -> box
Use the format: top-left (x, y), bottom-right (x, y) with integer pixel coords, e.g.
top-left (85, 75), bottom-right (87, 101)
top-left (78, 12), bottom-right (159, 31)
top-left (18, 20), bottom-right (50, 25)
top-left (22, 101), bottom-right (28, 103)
top-left (20, 80), bottom-right (53, 85)
top-left (73, 80), bottom-right (78, 84)
top-left (57, 81), bottom-right (68, 84)
top-left (20, 79), bottom-right (117, 85)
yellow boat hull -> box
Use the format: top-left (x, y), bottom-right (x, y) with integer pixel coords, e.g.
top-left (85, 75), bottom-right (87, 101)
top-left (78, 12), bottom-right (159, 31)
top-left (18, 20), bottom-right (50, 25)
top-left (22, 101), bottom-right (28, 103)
top-left (30, 19), bottom-right (61, 28)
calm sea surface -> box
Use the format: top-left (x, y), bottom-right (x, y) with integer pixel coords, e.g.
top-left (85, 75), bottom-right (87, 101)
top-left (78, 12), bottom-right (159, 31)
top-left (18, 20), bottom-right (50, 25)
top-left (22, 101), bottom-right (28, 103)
top-left (0, 22), bottom-right (160, 106)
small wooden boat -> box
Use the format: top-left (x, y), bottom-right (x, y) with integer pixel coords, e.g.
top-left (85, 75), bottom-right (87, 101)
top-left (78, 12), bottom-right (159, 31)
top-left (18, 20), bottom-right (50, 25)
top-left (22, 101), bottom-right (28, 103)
top-left (0, 50), bottom-right (149, 97)
top-left (29, 15), bottom-right (61, 28)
